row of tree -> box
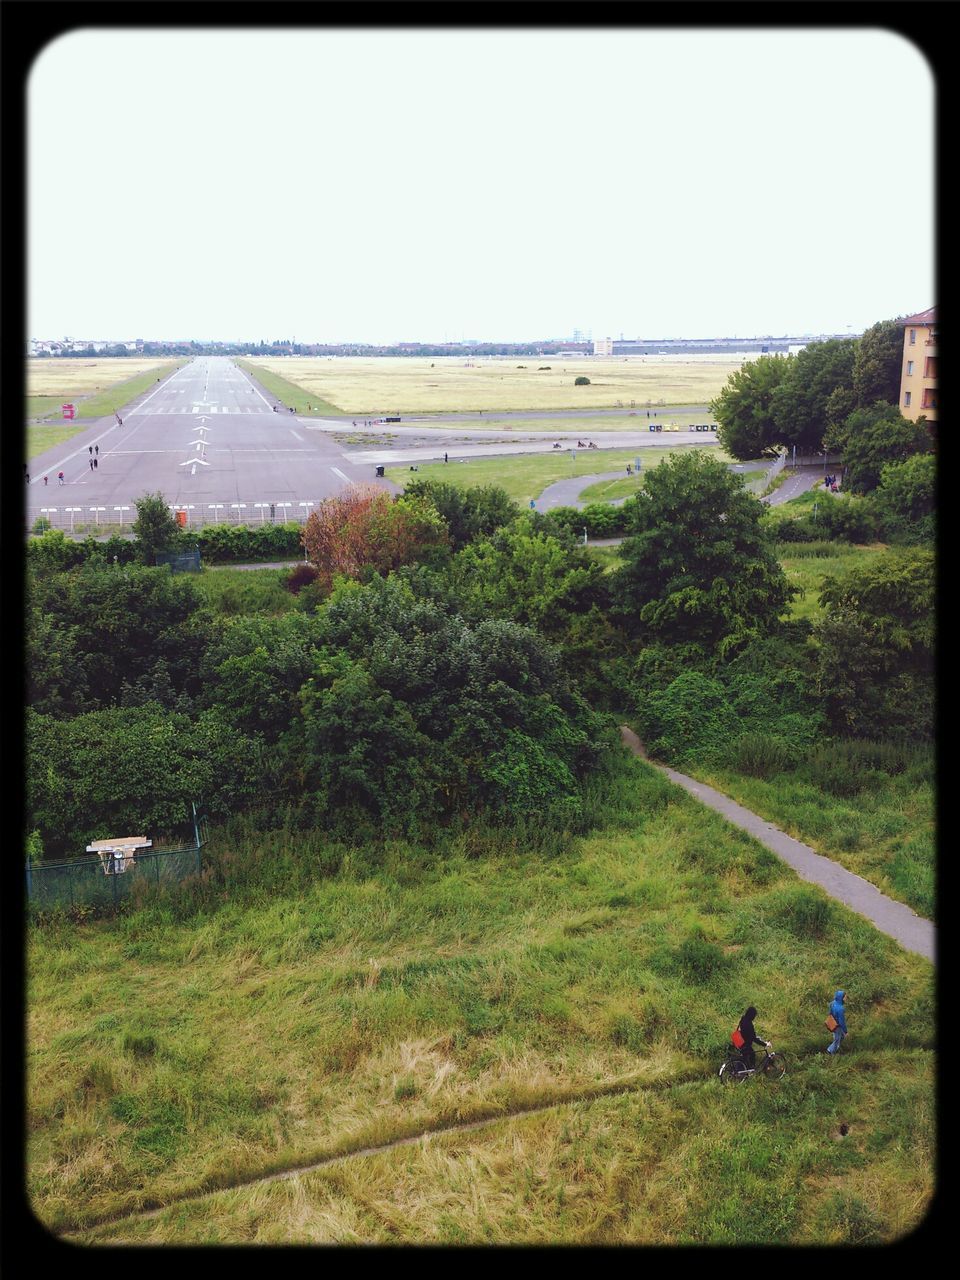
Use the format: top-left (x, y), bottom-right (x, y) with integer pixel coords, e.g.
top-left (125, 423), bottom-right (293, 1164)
top-left (26, 451), bottom-right (934, 860)
top-left (711, 318), bottom-right (932, 469)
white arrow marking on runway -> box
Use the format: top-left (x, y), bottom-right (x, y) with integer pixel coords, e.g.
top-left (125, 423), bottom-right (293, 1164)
top-left (180, 458), bottom-right (210, 470)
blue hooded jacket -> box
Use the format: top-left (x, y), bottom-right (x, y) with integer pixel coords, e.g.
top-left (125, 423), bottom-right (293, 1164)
top-left (830, 990), bottom-right (847, 1033)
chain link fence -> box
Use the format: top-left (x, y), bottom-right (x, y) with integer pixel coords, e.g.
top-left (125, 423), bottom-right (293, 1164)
top-left (26, 806), bottom-right (208, 914)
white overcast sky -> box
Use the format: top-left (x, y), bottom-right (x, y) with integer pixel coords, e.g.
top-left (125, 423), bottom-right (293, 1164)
top-left (28, 27), bottom-right (935, 344)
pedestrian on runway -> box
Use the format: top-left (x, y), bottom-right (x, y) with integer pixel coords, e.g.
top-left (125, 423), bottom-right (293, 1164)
top-left (58, 472), bottom-right (65, 486)
top-left (43, 475), bottom-right (48, 485)
top-left (93, 457), bottom-right (98, 469)
top-left (95, 445), bottom-right (99, 456)
top-left (444, 452), bottom-right (448, 463)
top-left (25, 472), bottom-right (30, 483)
top-left (90, 459), bottom-right (94, 471)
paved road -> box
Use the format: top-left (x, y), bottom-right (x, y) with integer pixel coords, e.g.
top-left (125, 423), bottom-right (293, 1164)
top-left (25, 358), bottom-right (403, 526)
top-left (24, 360), bottom-right (720, 525)
top-left (620, 728), bottom-right (935, 964)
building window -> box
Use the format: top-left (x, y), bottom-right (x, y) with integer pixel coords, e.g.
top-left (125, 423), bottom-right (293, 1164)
top-left (924, 356), bottom-right (937, 380)
top-left (907, 360), bottom-right (914, 375)
top-left (909, 329), bottom-right (916, 345)
top-left (904, 391), bottom-right (912, 408)
top-left (921, 389), bottom-right (937, 410)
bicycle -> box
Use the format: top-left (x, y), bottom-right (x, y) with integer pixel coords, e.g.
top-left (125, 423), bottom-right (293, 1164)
top-left (719, 1042), bottom-right (787, 1084)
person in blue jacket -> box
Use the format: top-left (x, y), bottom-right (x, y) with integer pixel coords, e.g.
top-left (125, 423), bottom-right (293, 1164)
top-left (827, 989), bottom-right (848, 1054)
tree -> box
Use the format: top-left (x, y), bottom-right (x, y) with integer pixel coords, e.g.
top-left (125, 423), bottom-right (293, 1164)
top-left (27, 562), bottom-right (215, 713)
top-left (575, 376), bottom-right (591, 386)
top-left (711, 354), bottom-right (790, 459)
top-left (824, 401), bottom-right (932, 494)
top-left (871, 453), bottom-right (936, 541)
top-left (302, 484), bottom-right (447, 590)
top-left (814, 548), bottom-right (934, 740)
top-left (770, 338), bottom-right (858, 451)
top-left (610, 451), bottom-right (793, 654)
top-left (402, 479), bottom-right (518, 550)
top-left (852, 318), bottom-right (904, 409)
top-left (133, 492), bottom-right (181, 565)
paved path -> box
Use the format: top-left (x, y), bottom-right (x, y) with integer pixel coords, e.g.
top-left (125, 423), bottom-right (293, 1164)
top-left (620, 727), bottom-right (935, 964)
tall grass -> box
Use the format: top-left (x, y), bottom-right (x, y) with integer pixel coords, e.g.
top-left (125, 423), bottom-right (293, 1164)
top-left (28, 747), bottom-right (933, 1242)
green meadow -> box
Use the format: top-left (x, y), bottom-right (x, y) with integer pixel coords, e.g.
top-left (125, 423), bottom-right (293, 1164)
top-left (29, 749), bottom-right (934, 1244)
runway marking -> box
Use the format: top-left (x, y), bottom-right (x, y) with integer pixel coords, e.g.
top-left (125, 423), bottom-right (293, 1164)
top-left (290, 430), bottom-right (304, 442)
top-left (128, 364), bottom-right (189, 415)
top-left (331, 467), bottom-right (352, 484)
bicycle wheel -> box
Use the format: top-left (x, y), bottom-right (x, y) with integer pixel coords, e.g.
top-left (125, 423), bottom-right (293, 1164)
top-left (720, 1056), bottom-right (748, 1084)
top-left (765, 1053), bottom-right (786, 1080)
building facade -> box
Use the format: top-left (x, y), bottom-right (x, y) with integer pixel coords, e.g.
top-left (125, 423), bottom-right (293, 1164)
top-left (899, 307), bottom-right (937, 423)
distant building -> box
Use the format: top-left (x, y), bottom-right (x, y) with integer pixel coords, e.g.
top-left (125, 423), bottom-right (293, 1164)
top-left (899, 307), bottom-right (937, 423)
top-left (593, 337), bottom-right (614, 356)
top-left (787, 344), bottom-right (807, 356)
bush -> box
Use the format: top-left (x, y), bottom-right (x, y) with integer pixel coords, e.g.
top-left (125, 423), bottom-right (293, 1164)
top-left (674, 935), bottom-right (726, 982)
top-left (728, 732), bottom-right (799, 778)
top-left (574, 376), bottom-right (591, 386)
top-left (284, 562), bottom-right (320, 594)
top-left (767, 886), bottom-right (834, 938)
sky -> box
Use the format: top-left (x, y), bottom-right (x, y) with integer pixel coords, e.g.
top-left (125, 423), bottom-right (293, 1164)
top-left (28, 27), bottom-right (935, 344)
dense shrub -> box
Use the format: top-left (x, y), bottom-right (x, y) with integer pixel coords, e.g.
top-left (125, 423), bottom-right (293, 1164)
top-left (193, 522), bottom-right (303, 563)
top-left (728, 732), bottom-right (800, 778)
top-left (546, 503), bottom-right (635, 538)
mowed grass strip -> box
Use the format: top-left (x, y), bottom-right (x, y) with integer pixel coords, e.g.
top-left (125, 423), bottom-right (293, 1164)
top-left (26, 358), bottom-right (186, 419)
top-left (240, 355), bottom-right (743, 415)
top-left (235, 360), bottom-right (345, 416)
top-left (388, 444), bottom-right (725, 506)
top-left (73, 1050), bottom-right (934, 1245)
top-left (28, 751), bottom-right (933, 1239)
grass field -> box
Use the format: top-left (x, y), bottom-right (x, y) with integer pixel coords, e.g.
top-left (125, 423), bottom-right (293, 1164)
top-left (389, 444), bottom-right (728, 507)
top-left (779, 542), bottom-right (889, 624)
top-left (240, 355), bottom-right (745, 415)
top-left (26, 358), bottom-right (186, 421)
top-left (28, 750), bottom-right (933, 1244)
top-left (575, 463), bottom-right (759, 506)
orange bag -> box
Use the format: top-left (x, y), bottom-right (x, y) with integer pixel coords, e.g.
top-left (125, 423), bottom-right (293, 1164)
top-left (825, 1014), bottom-right (838, 1032)
top-left (731, 1026), bottom-right (745, 1048)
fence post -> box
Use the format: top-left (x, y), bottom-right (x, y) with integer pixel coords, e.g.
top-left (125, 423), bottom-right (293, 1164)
top-left (25, 861), bottom-right (32, 903)
top-left (112, 867), bottom-right (119, 910)
top-left (192, 801), bottom-right (201, 850)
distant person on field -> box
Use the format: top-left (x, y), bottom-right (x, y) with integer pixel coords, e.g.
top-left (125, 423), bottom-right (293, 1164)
top-left (826, 990), bottom-right (848, 1055)
top-left (43, 475), bottom-right (48, 485)
top-left (735, 1006), bottom-right (769, 1070)
top-left (58, 471), bottom-right (65, 485)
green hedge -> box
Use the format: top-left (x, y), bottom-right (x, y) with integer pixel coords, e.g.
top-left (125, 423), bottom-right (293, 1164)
top-left (189, 522), bottom-right (303, 563)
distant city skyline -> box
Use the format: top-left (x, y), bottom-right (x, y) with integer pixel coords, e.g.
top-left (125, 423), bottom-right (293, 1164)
top-left (29, 29), bottom-right (934, 344)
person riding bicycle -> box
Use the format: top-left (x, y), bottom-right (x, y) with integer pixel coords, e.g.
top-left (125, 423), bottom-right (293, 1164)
top-left (735, 1006), bottom-right (770, 1070)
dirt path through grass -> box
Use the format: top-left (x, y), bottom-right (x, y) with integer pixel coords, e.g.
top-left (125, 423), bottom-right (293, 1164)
top-left (619, 728), bottom-right (935, 963)
top-left (63, 1067), bottom-right (710, 1239)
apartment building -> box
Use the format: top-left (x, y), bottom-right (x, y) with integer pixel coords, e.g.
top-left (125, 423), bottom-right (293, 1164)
top-left (899, 307), bottom-right (937, 423)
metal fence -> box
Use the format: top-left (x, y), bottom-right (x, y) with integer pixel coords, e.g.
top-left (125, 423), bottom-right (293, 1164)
top-left (31, 503), bottom-right (323, 535)
top-left (27, 806), bottom-right (209, 913)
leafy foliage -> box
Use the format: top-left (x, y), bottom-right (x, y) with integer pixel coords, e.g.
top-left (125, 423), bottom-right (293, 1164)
top-left (824, 401), bottom-right (932, 495)
top-left (711, 354), bottom-right (790, 460)
top-left (133, 493), bottom-right (181, 565)
top-left (402, 479), bottom-right (519, 550)
top-left (302, 484), bottom-right (448, 590)
top-left (611, 451), bottom-right (793, 653)
top-left (814, 549), bottom-right (934, 740)
top-left (769, 338), bottom-right (858, 451)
